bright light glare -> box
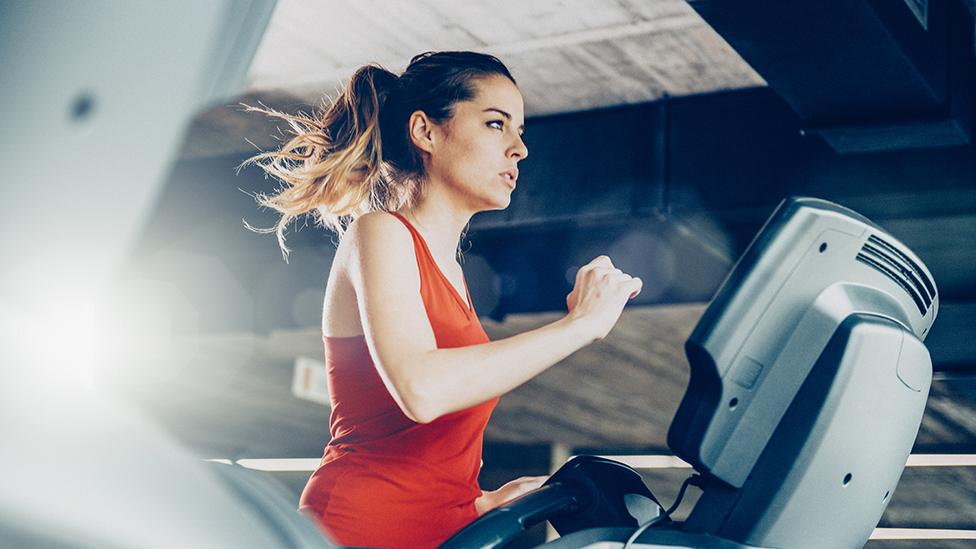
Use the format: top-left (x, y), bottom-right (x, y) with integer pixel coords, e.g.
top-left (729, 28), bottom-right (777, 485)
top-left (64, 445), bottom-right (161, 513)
top-left (590, 455), bottom-right (692, 469)
top-left (870, 528), bottom-right (976, 540)
top-left (15, 296), bottom-right (106, 389)
top-left (235, 458), bottom-right (320, 472)
top-left (217, 454), bottom-right (976, 474)
top-left (586, 454), bottom-right (976, 469)
top-left (906, 454), bottom-right (976, 467)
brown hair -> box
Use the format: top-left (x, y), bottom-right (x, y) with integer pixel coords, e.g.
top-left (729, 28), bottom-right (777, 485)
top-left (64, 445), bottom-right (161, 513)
top-left (238, 51), bottom-right (516, 259)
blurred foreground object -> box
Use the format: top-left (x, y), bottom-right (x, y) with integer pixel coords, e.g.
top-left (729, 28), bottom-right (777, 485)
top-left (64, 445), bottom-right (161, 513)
top-left (0, 2), bottom-right (335, 547)
top-left (0, 0), bottom-right (274, 365)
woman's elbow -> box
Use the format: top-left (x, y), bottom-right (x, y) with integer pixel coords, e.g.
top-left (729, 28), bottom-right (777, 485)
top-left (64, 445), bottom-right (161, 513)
top-left (398, 378), bottom-right (444, 424)
top-left (403, 406), bottom-right (438, 425)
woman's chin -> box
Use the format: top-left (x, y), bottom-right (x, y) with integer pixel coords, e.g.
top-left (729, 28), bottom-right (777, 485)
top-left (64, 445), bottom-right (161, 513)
top-left (491, 193), bottom-right (513, 210)
top-left (472, 193), bottom-right (512, 212)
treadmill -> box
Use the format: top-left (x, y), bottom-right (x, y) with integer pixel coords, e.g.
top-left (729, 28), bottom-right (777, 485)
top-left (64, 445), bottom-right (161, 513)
top-left (442, 196), bottom-right (938, 549)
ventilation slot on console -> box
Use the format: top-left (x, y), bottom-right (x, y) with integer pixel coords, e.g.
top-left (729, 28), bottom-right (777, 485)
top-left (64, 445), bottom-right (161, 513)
top-left (855, 235), bottom-right (934, 316)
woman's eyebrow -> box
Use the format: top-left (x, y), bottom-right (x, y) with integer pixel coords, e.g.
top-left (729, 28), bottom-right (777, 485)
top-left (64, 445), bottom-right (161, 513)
top-left (482, 107), bottom-right (525, 131)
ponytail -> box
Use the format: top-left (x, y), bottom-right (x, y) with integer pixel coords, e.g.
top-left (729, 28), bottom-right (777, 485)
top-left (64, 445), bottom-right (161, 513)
top-left (238, 65), bottom-right (416, 259)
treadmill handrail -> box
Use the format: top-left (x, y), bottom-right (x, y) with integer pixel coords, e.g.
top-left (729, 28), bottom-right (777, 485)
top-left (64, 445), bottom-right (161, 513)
top-left (439, 482), bottom-right (587, 549)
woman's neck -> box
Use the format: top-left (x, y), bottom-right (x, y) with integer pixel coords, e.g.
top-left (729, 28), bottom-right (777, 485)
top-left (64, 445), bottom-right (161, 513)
top-left (399, 186), bottom-right (473, 263)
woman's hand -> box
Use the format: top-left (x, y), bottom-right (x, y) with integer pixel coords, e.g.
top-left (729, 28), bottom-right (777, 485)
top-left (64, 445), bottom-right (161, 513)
top-left (565, 255), bottom-right (643, 342)
top-left (474, 475), bottom-right (548, 516)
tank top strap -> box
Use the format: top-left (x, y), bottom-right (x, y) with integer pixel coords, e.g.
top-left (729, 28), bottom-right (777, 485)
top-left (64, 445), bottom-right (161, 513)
top-left (388, 211), bottom-right (474, 313)
top-left (388, 211), bottom-right (432, 264)
top-left (389, 211), bottom-right (422, 245)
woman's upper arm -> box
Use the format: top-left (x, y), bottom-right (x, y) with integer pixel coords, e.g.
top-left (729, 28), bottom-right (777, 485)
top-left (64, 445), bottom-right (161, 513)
top-left (344, 211), bottom-right (438, 420)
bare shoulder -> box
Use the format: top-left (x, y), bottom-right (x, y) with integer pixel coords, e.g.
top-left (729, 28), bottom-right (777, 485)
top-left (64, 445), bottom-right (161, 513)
top-left (345, 210), bottom-right (411, 246)
top-left (341, 211), bottom-right (419, 289)
top-left (342, 211), bottom-right (414, 265)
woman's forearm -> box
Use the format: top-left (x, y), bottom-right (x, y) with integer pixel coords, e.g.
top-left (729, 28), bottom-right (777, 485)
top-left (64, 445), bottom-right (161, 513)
top-left (402, 315), bottom-right (595, 422)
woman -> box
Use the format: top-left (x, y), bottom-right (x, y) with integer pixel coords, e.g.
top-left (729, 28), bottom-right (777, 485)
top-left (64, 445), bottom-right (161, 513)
top-left (242, 51), bottom-right (642, 548)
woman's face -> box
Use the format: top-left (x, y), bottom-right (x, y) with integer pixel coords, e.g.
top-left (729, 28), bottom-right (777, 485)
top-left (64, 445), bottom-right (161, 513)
top-left (426, 74), bottom-right (528, 212)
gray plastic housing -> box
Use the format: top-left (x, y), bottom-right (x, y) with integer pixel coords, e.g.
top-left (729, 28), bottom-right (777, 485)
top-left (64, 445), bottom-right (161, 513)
top-left (667, 197), bottom-right (938, 489)
top-left (685, 312), bottom-right (932, 548)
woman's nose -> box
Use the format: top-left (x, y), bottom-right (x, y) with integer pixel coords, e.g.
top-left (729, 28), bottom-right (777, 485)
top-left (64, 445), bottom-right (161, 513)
top-left (510, 135), bottom-right (528, 160)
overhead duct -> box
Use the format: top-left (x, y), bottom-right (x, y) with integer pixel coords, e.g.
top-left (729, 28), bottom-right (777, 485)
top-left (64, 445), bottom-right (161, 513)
top-left (690, 0), bottom-right (976, 153)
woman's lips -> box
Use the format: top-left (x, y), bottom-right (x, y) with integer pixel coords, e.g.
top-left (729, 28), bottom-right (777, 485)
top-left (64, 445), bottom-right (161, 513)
top-left (500, 169), bottom-right (518, 188)
top-left (500, 172), bottom-right (517, 189)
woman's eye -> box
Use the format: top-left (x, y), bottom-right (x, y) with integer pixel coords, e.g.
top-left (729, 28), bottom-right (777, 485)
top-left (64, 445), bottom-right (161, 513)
top-left (487, 120), bottom-right (504, 131)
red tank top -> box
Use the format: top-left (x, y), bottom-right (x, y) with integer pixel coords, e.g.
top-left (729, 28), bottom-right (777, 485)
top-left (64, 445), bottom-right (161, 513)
top-left (299, 211), bottom-right (498, 548)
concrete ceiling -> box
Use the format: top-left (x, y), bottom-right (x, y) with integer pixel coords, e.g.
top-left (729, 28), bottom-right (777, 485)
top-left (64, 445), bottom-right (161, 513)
top-left (178, 0), bottom-right (764, 159)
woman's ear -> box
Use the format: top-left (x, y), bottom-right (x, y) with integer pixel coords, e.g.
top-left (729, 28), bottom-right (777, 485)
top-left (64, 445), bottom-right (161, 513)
top-left (408, 110), bottom-right (436, 155)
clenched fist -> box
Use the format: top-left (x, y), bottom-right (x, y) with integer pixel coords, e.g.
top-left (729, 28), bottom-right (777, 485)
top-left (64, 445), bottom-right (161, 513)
top-left (565, 256), bottom-right (642, 341)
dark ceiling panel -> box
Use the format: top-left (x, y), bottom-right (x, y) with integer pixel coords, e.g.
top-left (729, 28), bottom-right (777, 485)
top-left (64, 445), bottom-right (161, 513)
top-left (690, 0), bottom-right (976, 152)
top-left (712, 0), bottom-right (948, 116)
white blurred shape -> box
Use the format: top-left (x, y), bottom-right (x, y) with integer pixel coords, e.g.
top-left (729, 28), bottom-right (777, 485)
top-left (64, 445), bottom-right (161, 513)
top-left (237, 458), bottom-right (322, 472)
top-left (292, 356), bottom-right (331, 406)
